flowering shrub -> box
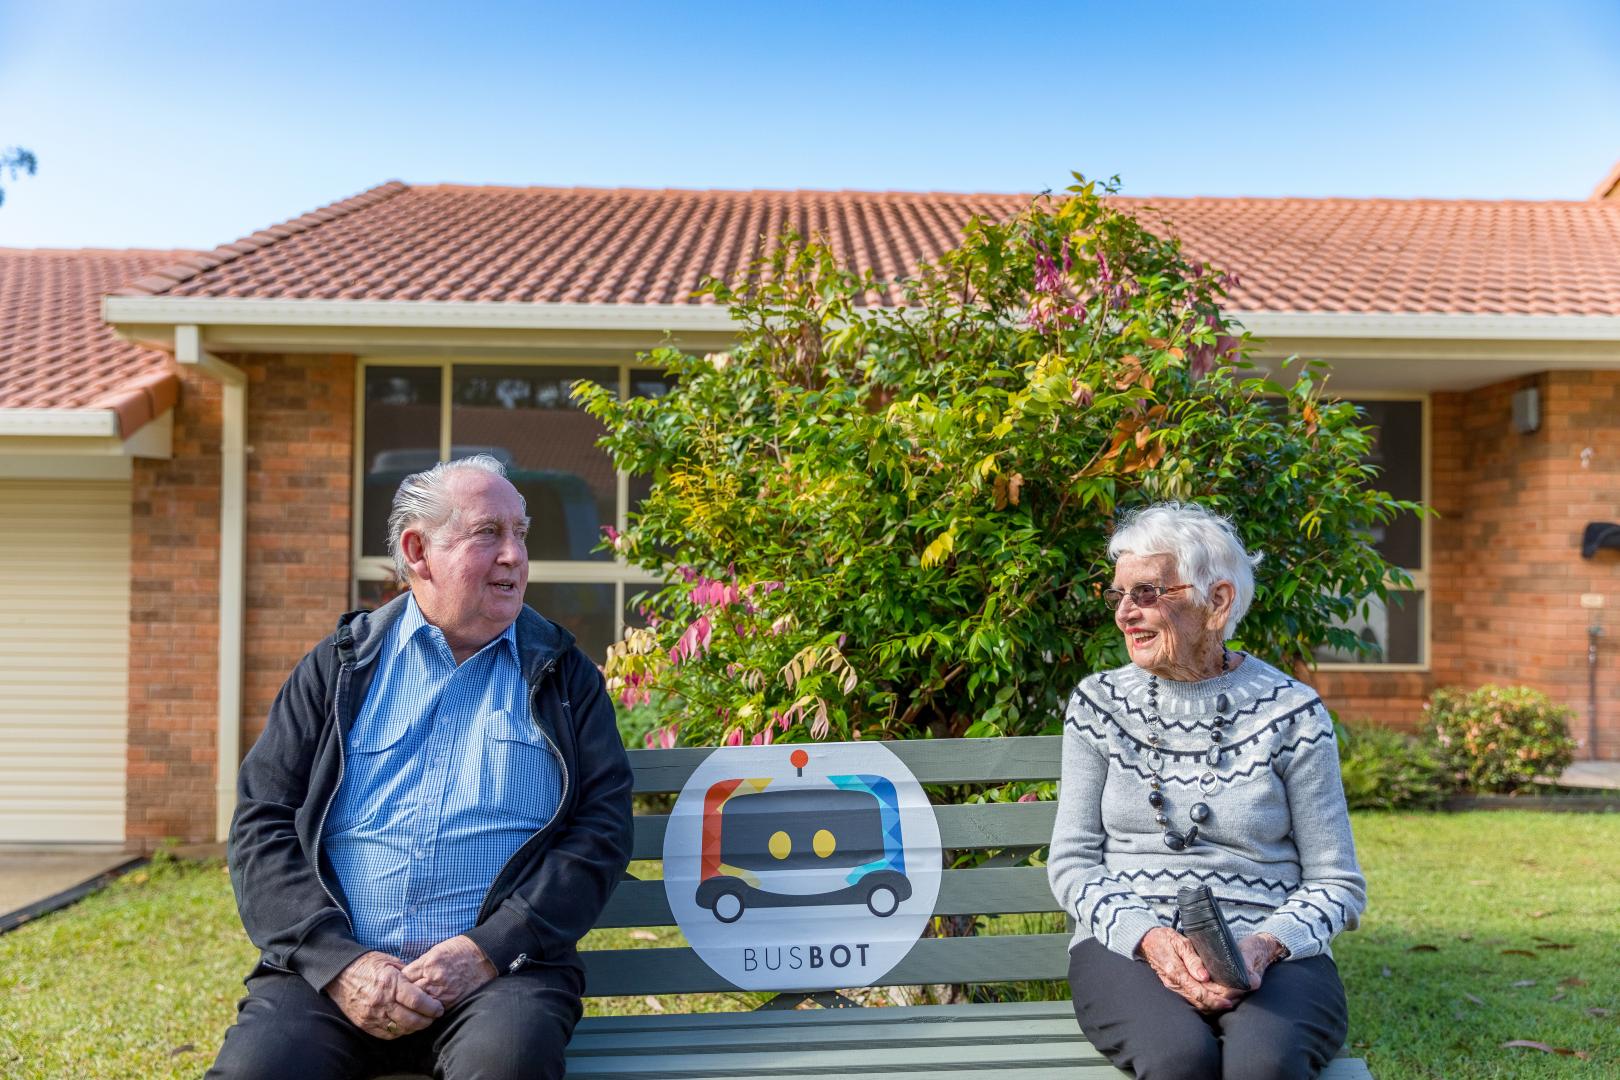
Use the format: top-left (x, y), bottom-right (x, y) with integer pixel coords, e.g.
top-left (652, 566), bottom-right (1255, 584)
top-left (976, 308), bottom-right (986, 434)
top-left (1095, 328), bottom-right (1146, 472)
top-left (1427, 685), bottom-right (1577, 793)
top-left (1337, 723), bottom-right (1452, 810)
top-left (577, 175), bottom-right (1417, 747)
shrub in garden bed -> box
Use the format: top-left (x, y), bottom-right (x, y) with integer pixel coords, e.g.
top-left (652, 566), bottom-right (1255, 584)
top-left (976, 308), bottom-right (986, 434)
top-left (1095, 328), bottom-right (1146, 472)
top-left (1427, 684), bottom-right (1577, 794)
top-left (1337, 722), bottom-right (1451, 810)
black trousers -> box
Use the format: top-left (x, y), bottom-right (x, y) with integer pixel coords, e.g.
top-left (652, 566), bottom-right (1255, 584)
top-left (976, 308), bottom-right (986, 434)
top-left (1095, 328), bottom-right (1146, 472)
top-left (206, 961), bottom-right (583, 1080)
top-left (1068, 939), bottom-right (1349, 1080)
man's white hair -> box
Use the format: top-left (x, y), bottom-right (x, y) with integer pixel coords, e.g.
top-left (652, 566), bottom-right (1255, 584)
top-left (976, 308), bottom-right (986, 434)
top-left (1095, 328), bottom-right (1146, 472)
top-left (386, 454), bottom-right (523, 582)
top-left (1106, 502), bottom-right (1263, 637)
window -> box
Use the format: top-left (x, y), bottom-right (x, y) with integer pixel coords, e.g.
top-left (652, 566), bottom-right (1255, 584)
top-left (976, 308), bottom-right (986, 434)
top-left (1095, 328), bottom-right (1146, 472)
top-left (354, 360), bottom-right (666, 660)
top-left (1314, 396), bottom-right (1428, 668)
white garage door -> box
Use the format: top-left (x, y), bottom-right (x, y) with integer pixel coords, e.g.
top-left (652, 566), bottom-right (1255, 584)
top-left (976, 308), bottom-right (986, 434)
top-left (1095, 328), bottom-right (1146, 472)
top-left (0, 479), bottom-right (130, 843)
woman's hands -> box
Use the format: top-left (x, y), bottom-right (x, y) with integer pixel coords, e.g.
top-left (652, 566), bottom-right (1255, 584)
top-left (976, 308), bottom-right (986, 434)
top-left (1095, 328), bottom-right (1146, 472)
top-left (1236, 932), bottom-right (1287, 992)
top-left (1136, 927), bottom-right (1244, 1012)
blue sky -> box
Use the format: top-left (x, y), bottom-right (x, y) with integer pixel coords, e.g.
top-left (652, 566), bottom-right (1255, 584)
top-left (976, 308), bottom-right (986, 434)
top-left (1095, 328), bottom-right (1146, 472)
top-left (2, 0), bottom-right (1618, 250)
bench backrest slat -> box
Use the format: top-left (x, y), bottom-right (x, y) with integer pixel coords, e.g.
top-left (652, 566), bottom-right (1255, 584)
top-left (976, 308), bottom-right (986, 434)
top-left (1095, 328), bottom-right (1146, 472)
top-left (629, 800), bottom-right (1058, 859)
top-left (598, 865), bottom-right (1056, 929)
top-left (583, 933), bottom-right (1072, 997)
top-left (626, 735), bottom-right (1062, 794)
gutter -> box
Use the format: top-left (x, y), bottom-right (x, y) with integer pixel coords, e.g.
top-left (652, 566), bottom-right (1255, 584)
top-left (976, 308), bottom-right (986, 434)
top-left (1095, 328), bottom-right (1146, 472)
top-left (0, 409), bottom-right (122, 437)
top-left (105, 296), bottom-right (739, 334)
top-left (103, 296), bottom-right (1620, 343)
top-left (174, 325), bottom-right (247, 843)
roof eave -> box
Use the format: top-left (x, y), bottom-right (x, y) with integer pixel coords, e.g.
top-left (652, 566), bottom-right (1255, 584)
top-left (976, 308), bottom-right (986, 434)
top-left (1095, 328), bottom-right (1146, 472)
top-left (105, 295), bottom-right (1620, 343)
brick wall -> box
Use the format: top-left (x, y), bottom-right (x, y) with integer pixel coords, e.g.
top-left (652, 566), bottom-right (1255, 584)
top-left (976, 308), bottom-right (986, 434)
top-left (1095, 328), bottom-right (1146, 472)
top-left (126, 354), bottom-right (354, 847)
top-left (128, 371), bottom-right (222, 848)
top-left (1315, 371), bottom-right (1620, 758)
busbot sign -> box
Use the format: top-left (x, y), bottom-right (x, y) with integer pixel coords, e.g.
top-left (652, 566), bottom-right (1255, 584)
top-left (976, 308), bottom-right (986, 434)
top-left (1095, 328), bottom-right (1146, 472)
top-left (663, 742), bottom-right (942, 991)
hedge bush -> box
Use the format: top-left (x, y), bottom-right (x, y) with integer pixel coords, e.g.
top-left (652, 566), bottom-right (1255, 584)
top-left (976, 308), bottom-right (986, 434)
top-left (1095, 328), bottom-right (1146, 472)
top-left (1426, 684), bottom-right (1577, 794)
top-left (1337, 722), bottom-right (1451, 810)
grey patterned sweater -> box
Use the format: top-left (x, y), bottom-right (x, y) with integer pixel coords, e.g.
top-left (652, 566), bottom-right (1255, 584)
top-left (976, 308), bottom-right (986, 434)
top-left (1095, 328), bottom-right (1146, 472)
top-left (1047, 657), bottom-right (1366, 961)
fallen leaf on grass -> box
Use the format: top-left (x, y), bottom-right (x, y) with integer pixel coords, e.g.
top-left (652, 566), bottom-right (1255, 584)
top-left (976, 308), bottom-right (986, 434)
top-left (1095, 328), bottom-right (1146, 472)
top-left (1501, 1040), bottom-right (1591, 1060)
top-left (1528, 910), bottom-right (1552, 919)
top-left (628, 930), bottom-right (658, 941)
top-left (1550, 992), bottom-right (1567, 1002)
top-left (1408, 944), bottom-right (1440, 952)
top-left (1535, 943), bottom-right (1575, 950)
top-left (643, 996), bottom-right (664, 1012)
top-left (1501, 949), bottom-right (1538, 958)
top-left (1587, 1008), bottom-right (1612, 1018)
top-left (1464, 993), bottom-right (1486, 1006)
top-left (1456, 933), bottom-right (1474, 942)
top-left (1560, 977), bottom-right (1589, 987)
top-left (1512, 980), bottom-right (1538, 988)
top-left (168, 1045), bottom-right (195, 1059)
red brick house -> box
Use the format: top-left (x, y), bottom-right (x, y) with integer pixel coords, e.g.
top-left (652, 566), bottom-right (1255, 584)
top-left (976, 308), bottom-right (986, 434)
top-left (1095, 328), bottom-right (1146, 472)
top-left (3, 174), bottom-right (1619, 848)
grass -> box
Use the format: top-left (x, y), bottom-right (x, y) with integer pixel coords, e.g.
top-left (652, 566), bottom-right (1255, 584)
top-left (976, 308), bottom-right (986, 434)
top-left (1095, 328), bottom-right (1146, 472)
top-left (0, 813), bottom-right (1614, 1078)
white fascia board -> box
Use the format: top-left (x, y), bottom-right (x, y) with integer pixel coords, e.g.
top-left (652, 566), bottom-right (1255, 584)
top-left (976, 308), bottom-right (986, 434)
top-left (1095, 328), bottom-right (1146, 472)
top-left (0, 408), bottom-right (121, 437)
top-left (105, 296), bottom-right (1620, 343)
top-left (1229, 311), bottom-right (1620, 342)
top-left (104, 296), bottom-right (740, 333)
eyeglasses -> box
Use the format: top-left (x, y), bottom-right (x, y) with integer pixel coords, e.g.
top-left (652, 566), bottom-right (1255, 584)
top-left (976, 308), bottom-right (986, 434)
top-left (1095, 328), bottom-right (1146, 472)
top-left (1102, 583), bottom-right (1195, 610)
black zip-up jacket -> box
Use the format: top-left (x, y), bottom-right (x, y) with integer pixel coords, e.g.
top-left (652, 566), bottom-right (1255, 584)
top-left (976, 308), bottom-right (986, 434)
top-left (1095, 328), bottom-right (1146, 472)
top-left (227, 595), bottom-right (633, 993)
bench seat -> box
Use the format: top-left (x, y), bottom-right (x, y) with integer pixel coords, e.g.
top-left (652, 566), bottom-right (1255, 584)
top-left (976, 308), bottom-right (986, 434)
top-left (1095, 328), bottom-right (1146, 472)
top-left (567, 1000), bottom-right (1374, 1078)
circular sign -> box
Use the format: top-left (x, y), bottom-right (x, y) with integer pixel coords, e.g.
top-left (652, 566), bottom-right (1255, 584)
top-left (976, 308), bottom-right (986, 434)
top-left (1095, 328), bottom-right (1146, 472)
top-left (663, 742), bottom-right (942, 991)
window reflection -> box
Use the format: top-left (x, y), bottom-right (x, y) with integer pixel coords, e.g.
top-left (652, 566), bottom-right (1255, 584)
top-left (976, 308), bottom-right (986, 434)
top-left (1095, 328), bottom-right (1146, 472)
top-left (526, 582), bottom-right (616, 661)
top-left (361, 367), bottom-right (441, 558)
top-left (451, 366), bottom-right (618, 562)
top-left (1314, 590), bottom-right (1424, 665)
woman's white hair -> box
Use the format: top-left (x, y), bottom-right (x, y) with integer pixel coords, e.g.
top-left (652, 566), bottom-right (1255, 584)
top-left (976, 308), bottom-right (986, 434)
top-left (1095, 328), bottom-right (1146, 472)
top-left (1107, 501), bottom-right (1263, 637)
top-left (386, 454), bottom-right (520, 582)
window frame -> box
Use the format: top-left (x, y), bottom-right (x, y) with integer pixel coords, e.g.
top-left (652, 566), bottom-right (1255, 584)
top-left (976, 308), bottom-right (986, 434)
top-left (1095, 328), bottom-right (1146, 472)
top-left (1313, 390), bottom-right (1431, 672)
top-left (350, 355), bottom-right (662, 646)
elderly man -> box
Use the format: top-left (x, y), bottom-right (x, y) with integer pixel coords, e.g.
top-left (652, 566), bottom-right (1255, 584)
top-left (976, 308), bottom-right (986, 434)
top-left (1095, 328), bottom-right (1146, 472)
top-left (209, 454), bottom-right (633, 1080)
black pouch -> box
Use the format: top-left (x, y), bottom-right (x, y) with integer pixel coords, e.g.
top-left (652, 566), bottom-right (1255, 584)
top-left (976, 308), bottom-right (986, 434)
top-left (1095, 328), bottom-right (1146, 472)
top-left (1176, 884), bottom-right (1251, 991)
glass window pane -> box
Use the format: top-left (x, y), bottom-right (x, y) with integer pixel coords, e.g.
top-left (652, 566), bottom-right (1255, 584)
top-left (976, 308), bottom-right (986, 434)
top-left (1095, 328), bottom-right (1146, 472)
top-left (526, 582), bottom-right (616, 662)
top-left (361, 367), bottom-right (442, 558)
top-left (451, 366), bottom-right (618, 562)
top-left (1314, 590), bottom-right (1424, 665)
top-left (1354, 400), bottom-right (1423, 570)
top-left (628, 370), bottom-right (677, 516)
top-left (358, 579), bottom-right (409, 610)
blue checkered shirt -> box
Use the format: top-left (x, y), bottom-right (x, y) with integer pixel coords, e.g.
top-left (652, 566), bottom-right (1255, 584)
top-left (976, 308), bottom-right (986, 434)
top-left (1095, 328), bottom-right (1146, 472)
top-left (325, 595), bottom-right (563, 961)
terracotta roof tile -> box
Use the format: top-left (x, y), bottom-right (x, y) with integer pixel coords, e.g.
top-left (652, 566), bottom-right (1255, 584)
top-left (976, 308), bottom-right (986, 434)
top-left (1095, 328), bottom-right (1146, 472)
top-left (113, 184), bottom-right (1620, 317)
top-left (1, 248), bottom-right (190, 433)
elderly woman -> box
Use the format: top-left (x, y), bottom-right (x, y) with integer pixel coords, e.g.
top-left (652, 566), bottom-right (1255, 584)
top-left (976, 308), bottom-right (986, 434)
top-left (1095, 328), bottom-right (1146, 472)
top-left (1049, 502), bottom-right (1365, 1080)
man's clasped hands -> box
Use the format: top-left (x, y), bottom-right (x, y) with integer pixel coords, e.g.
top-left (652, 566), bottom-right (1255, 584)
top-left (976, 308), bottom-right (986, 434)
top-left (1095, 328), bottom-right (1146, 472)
top-left (325, 935), bottom-right (498, 1039)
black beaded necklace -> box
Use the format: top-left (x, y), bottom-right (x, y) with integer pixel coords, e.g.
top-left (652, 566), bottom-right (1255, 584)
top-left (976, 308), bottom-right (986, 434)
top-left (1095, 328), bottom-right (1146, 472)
top-left (1143, 648), bottom-right (1236, 851)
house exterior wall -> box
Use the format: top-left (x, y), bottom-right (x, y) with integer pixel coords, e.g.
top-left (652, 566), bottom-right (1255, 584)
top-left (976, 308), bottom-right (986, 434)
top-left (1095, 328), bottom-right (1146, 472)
top-left (122, 357), bottom-right (1619, 848)
top-left (1315, 370), bottom-right (1620, 759)
top-left (126, 354), bottom-right (353, 847)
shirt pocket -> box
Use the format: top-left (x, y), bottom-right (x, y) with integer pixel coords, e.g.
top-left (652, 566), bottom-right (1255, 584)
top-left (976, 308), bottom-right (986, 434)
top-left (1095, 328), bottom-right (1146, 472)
top-left (481, 708), bottom-right (561, 830)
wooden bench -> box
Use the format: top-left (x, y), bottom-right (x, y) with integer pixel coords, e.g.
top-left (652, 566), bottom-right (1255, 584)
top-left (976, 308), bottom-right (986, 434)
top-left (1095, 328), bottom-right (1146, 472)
top-left (564, 736), bottom-right (1373, 1079)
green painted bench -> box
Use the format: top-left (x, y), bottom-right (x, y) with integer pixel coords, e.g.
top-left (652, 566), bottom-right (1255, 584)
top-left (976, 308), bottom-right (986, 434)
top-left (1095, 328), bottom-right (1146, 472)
top-left (561, 736), bottom-right (1373, 1079)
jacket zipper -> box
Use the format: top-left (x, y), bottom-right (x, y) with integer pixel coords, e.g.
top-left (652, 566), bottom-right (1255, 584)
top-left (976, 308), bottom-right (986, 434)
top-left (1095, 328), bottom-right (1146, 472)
top-left (477, 658), bottom-right (569, 933)
top-left (312, 657), bottom-right (355, 934)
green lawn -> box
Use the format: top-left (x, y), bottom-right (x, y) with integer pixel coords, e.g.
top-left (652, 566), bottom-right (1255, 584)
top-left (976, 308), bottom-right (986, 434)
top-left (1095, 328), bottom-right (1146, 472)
top-left (0, 812), bottom-right (1614, 1079)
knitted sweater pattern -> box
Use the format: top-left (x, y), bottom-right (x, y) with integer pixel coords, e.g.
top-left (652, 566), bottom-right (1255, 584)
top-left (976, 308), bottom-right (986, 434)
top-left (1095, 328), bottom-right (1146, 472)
top-left (1047, 657), bottom-right (1366, 961)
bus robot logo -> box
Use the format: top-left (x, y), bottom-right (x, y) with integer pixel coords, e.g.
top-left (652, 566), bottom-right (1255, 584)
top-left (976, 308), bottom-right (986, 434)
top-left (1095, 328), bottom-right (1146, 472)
top-left (665, 742), bottom-right (942, 991)
top-left (697, 749), bottom-right (910, 923)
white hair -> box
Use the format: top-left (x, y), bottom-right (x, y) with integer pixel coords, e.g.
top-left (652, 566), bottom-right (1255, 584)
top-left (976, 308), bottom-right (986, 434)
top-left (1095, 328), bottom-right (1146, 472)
top-left (386, 454), bottom-right (522, 582)
top-left (1106, 502), bottom-right (1262, 637)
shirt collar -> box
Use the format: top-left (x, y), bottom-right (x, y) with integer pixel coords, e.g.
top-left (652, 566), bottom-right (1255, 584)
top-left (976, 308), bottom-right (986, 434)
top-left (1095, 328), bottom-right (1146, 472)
top-left (395, 592), bottom-right (520, 664)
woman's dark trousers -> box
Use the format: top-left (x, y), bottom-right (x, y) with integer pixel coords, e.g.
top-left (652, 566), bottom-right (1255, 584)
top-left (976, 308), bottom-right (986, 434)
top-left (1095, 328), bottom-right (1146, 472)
top-left (1068, 939), bottom-right (1349, 1080)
